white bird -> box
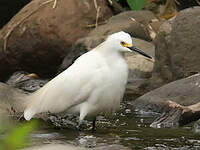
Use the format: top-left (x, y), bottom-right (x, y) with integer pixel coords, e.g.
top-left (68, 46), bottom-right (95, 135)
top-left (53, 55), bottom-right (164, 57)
top-left (24, 31), bottom-right (152, 131)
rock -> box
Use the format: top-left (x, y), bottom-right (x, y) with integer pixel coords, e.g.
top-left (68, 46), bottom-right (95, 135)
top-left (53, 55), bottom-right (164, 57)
top-left (106, 0), bottom-right (125, 14)
top-left (193, 119), bottom-right (200, 134)
top-left (150, 101), bottom-right (200, 128)
top-left (6, 71), bottom-right (48, 93)
top-left (59, 35), bottom-right (155, 98)
top-left (23, 144), bottom-right (130, 150)
top-left (124, 38), bottom-right (155, 98)
top-left (6, 71), bottom-right (34, 86)
top-left (88, 10), bottom-right (157, 41)
top-left (95, 145), bottom-right (131, 150)
top-left (132, 73), bottom-right (200, 113)
top-left (151, 7), bottom-right (200, 88)
top-left (0, 82), bottom-right (26, 117)
top-left (0, 0), bottom-right (112, 81)
top-left (125, 38), bottom-right (155, 79)
top-left (0, 75), bottom-right (48, 118)
top-left (23, 144), bottom-right (87, 150)
top-left (175, 0), bottom-right (200, 10)
top-left (125, 78), bottom-right (149, 100)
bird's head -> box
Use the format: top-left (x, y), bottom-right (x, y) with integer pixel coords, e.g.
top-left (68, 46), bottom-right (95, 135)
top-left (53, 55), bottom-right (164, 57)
top-left (106, 31), bottom-right (152, 59)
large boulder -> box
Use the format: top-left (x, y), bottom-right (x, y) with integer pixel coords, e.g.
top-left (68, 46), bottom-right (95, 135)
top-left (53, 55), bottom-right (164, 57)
top-left (88, 10), bottom-right (157, 41)
top-left (132, 73), bottom-right (200, 113)
top-left (151, 7), bottom-right (200, 88)
top-left (0, 0), bottom-right (112, 81)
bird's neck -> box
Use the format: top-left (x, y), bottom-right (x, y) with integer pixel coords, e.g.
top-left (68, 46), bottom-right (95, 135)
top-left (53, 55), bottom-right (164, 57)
top-left (94, 41), bottom-right (126, 66)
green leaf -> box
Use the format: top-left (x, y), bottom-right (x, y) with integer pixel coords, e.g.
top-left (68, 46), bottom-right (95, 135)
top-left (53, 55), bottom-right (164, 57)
top-left (0, 120), bottom-right (38, 150)
top-left (127, 0), bottom-right (147, 10)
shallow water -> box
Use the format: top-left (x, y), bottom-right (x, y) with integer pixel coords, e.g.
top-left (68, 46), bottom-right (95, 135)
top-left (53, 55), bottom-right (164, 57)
top-left (29, 102), bottom-right (200, 150)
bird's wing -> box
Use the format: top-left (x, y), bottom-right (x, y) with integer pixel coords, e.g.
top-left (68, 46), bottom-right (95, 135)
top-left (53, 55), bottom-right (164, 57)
top-left (25, 51), bottom-right (109, 117)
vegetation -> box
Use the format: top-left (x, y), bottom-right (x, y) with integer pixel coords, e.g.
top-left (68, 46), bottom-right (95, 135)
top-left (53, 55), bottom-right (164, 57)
top-left (115, 0), bottom-right (147, 10)
top-left (0, 120), bottom-right (38, 150)
top-left (126, 0), bottom-right (147, 10)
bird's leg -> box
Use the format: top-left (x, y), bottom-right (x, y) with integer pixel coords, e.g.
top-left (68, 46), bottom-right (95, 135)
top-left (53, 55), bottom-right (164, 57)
top-left (92, 117), bottom-right (96, 132)
top-left (77, 109), bottom-right (88, 131)
top-left (76, 120), bottom-right (84, 131)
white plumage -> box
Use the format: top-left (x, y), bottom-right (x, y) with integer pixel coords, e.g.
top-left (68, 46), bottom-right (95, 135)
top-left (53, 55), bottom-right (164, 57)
top-left (24, 31), bottom-right (151, 129)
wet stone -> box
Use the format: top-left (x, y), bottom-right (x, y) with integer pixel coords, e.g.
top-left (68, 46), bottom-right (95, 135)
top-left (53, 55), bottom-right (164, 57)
top-left (6, 71), bottom-right (48, 93)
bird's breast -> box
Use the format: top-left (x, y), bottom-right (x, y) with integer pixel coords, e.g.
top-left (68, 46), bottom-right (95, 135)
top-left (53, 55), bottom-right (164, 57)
top-left (93, 58), bottom-right (129, 114)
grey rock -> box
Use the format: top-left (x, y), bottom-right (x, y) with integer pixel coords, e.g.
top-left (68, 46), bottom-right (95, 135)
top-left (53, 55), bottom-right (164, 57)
top-left (89, 10), bottom-right (157, 41)
top-left (125, 38), bottom-right (155, 79)
top-left (132, 73), bottom-right (200, 113)
top-left (193, 119), bottom-right (200, 134)
top-left (125, 78), bottom-right (149, 100)
top-left (6, 71), bottom-right (48, 93)
top-left (151, 7), bottom-right (200, 88)
top-left (0, 82), bottom-right (26, 117)
top-left (23, 144), bottom-right (87, 150)
top-left (124, 38), bottom-right (155, 98)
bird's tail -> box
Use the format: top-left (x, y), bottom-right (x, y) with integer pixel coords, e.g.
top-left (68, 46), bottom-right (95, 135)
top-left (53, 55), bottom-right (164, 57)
top-left (23, 91), bottom-right (43, 120)
top-left (23, 84), bottom-right (48, 120)
top-left (24, 107), bottom-right (35, 121)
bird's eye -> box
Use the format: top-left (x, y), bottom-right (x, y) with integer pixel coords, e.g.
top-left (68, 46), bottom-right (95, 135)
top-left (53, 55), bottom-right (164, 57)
top-left (121, 41), bottom-right (127, 47)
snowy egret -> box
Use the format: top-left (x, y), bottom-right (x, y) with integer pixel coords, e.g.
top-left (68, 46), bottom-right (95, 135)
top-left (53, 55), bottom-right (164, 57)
top-left (24, 31), bottom-right (152, 131)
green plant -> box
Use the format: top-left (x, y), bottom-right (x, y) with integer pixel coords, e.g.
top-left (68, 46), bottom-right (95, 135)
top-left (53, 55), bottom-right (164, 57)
top-left (0, 120), bottom-right (38, 150)
top-left (127, 0), bottom-right (147, 10)
top-left (115, 0), bottom-right (147, 10)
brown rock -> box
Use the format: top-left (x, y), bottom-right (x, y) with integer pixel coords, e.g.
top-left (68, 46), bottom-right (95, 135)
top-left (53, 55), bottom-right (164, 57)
top-left (0, 0), bottom-right (112, 81)
top-left (150, 100), bottom-right (200, 128)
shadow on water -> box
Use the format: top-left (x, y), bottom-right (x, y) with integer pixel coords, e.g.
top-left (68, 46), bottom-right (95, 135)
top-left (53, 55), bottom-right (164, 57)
top-left (30, 102), bottom-right (200, 150)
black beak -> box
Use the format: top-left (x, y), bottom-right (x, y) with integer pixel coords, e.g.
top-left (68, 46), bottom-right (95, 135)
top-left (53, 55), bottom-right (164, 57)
top-left (128, 46), bottom-right (152, 59)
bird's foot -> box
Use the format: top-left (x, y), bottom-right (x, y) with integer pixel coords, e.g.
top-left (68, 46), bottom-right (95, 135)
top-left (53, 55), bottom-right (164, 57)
top-left (91, 118), bottom-right (96, 133)
top-left (76, 124), bottom-right (82, 131)
top-left (91, 127), bottom-right (96, 133)
top-left (76, 120), bottom-right (85, 131)
top-left (76, 119), bottom-right (96, 132)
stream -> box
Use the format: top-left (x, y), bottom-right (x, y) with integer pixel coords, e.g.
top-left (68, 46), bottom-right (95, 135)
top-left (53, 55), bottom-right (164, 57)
top-left (27, 102), bottom-right (200, 150)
